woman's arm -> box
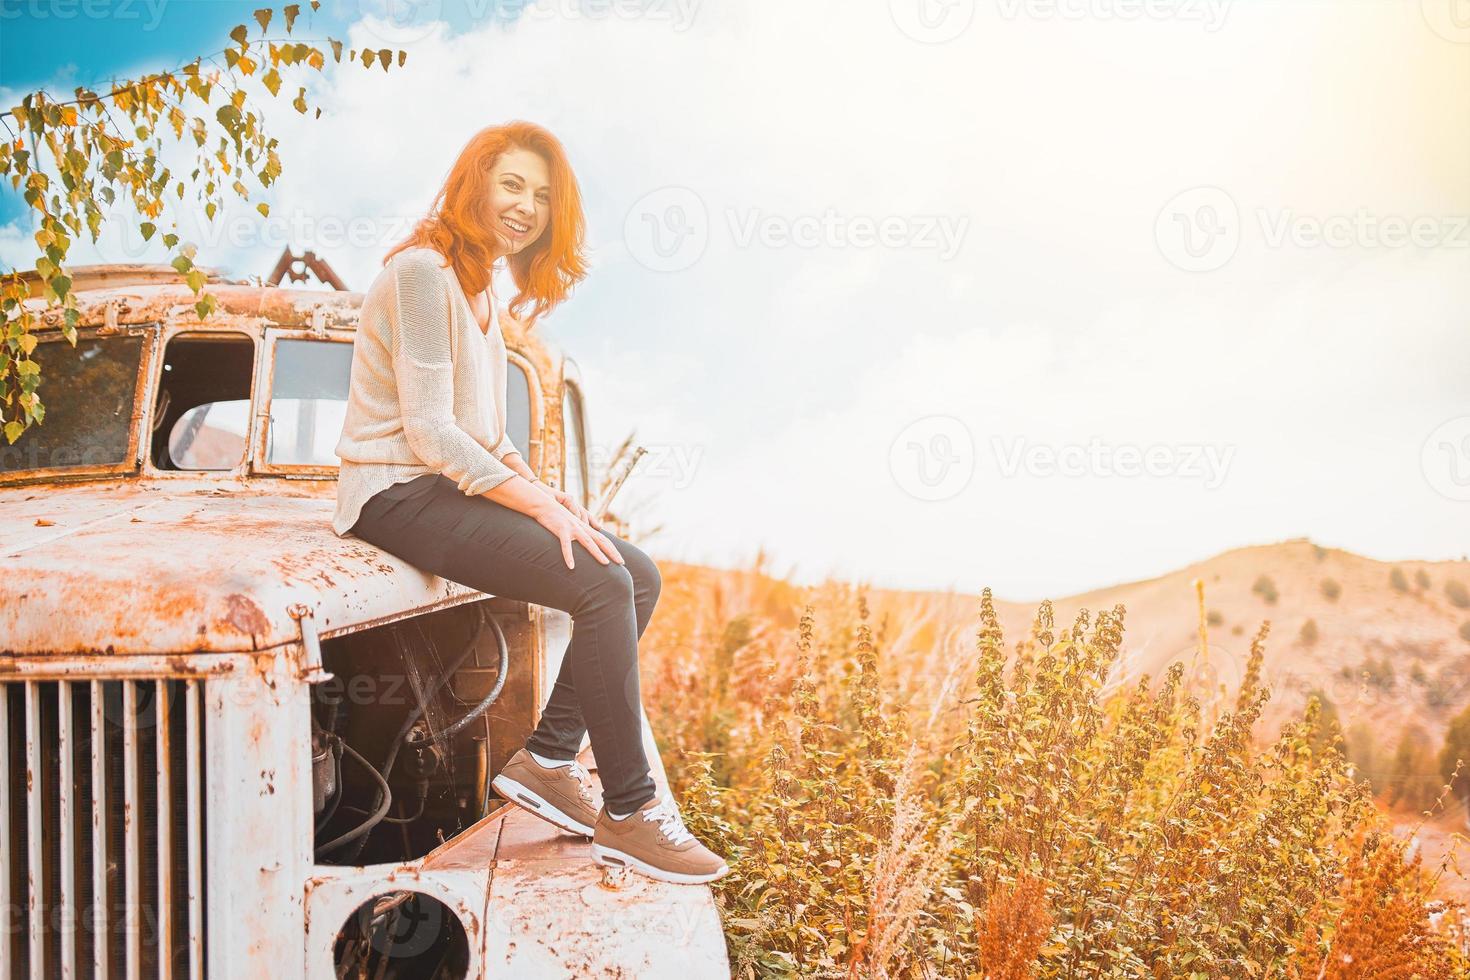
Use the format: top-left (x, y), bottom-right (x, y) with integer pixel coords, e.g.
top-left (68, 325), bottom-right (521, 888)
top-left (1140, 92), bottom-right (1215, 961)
top-left (495, 449), bottom-right (555, 498)
top-left (494, 447), bottom-right (607, 528)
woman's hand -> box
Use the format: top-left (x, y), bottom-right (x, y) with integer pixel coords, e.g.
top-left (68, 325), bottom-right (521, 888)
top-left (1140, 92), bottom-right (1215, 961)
top-left (541, 483), bottom-right (603, 530)
top-left (530, 496), bottom-right (624, 570)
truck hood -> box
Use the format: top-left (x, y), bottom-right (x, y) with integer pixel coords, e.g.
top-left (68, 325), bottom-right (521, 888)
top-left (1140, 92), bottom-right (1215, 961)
top-left (0, 478), bottom-right (473, 656)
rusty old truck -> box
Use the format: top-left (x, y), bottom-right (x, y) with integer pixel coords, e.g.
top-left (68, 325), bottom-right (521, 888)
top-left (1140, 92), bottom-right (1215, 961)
top-left (0, 262), bottom-right (729, 979)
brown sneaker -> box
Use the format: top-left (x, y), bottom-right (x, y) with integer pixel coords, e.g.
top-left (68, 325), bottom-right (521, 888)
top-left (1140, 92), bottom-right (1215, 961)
top-left (491, 747), bottom-right (600, 837)
top-left (591, 793), bottom-right (731, 884)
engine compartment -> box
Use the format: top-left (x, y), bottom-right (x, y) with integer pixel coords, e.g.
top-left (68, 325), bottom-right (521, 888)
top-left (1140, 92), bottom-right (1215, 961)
top-left (310, 597), bottom-right (539, 867)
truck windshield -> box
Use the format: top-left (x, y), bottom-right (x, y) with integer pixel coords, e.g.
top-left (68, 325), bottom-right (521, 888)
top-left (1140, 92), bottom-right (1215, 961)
top-left (0, 333), bottom-right (145, 474)
top-left (267, 338), bottom-right (354, 466)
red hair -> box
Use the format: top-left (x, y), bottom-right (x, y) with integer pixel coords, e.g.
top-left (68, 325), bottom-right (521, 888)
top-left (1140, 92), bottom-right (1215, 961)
top-left (385, 120), bottom-right (588, 323)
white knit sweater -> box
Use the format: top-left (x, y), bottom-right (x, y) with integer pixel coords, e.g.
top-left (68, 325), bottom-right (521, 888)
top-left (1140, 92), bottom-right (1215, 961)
top-left (331, 246), bottom-right (520, 537)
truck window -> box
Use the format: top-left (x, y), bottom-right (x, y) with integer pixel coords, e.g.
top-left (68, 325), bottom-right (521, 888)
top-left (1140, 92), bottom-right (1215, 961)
top-left (267, 339), bottom-right (353, 466)
top-left (504, 360), bottom-right (532, 459)
top-left (151, 332), bottom-right (255, 470)
top-left (0, 333), bottom-right (145, 474)
top-left (563, 382), bottom-right (588, 507)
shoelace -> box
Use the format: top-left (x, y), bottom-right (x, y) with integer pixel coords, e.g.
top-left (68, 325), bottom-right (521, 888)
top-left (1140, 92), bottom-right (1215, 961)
top-left (566, 760), bottom-right (595, 805)
top-left (642, 795), bottom-right (695, 846)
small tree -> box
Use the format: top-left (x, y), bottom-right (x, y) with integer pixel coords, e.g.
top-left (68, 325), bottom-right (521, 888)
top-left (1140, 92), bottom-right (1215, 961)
top-left (1390, 567), bottom-right (1410, 593)
top-left (1446, 579), bottom-right (1470, 609)
top-left (1298, 618), bottom-right (1319, 645)
top-left (1308, 688), bottom-right (1342, 758)
top-left (1252, 573), bottom-right (1279, 605)
top-left (1, 3), bottom-right (409, 443)
top-left (1344, 719), bottom-right (1384, 792)
top-left (1321, 578), bottom-right (1341, 602)
top-left (1414, 569), bottom-right (1431, 591)
top-left (1387, 725), bottom-right (1440, 812)
top-left (1440, 703), bottom-right (1470, 810)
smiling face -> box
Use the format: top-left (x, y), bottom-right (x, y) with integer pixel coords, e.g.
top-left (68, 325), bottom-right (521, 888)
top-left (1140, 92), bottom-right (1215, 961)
top-left (485, 146), bottom-right (552, 257)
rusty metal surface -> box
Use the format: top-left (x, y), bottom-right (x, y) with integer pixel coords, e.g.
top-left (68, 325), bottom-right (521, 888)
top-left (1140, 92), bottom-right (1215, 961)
top-left (0, 476), bottom-right (483, 655)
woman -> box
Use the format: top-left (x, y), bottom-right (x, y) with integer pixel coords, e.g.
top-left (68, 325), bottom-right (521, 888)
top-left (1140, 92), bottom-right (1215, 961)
top-left (332, 121), bottom-right (729, 885)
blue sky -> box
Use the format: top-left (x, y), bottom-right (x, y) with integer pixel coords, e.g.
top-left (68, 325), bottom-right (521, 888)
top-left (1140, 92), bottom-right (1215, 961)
top-left (3, 1), bottom-right (1467, 598)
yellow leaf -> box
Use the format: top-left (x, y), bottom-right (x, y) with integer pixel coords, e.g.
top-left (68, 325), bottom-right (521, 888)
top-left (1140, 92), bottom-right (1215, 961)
top-left (263, 68), bottom-right (282, 97)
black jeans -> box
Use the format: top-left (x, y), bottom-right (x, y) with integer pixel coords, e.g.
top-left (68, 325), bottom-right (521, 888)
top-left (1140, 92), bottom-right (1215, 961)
top-left (348, 473), bottom-right (660, 814)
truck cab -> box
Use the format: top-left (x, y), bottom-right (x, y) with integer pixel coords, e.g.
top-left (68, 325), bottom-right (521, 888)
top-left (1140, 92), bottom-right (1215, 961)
top-left (0, 265), bottom-right (728, 979)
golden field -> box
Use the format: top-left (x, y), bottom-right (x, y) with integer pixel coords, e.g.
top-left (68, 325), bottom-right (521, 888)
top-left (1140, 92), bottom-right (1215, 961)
top-left (638, 541), bottom-right (1470, 978)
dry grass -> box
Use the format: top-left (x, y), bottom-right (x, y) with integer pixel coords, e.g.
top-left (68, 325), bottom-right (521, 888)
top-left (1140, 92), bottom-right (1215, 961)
top-left (642, 558), bottom-right (1470, 978)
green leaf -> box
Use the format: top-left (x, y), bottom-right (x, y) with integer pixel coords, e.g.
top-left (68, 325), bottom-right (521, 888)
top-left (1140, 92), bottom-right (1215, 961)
top-left (4, 420), bottom-right (23, 443)
top-left (140, 222), bottom-right (156, 241)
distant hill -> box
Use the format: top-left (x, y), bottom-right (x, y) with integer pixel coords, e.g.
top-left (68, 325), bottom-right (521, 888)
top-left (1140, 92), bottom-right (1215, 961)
top-left (974, 539), bottom-right (1470, 747)
top-left (664, 538), bottom-right (1470, 744)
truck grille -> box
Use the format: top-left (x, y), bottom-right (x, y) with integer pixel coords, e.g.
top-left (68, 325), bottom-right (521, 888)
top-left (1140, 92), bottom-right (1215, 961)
top-left (2, 679), bottom-right (207, 979)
